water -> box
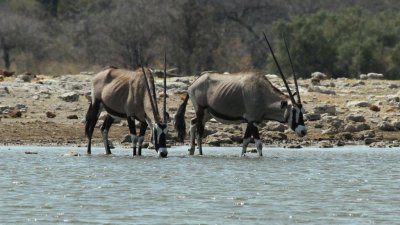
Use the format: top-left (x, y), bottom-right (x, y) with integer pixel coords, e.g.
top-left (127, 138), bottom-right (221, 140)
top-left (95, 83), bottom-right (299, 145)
top-left (1, 145), bottom-right (400, 224)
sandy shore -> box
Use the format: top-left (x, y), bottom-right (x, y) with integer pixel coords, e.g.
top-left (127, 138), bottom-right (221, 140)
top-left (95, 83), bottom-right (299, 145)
top-left (1, 73), bottom-right (400, 149)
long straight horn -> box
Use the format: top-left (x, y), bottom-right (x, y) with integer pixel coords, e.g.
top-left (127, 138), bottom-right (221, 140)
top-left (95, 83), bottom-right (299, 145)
top-left (283, 35), bottom-right (301, 104)
top-left (141, 65), bottom-right (158, 121)
top-left (263, 32), bottom-right (296, 104)
top-left (163, 50), bottom-right (167, 124)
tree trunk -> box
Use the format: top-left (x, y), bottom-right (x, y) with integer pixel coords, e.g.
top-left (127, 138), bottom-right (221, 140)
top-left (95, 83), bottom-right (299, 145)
top-left (1, 37), bottom-right (11, 70)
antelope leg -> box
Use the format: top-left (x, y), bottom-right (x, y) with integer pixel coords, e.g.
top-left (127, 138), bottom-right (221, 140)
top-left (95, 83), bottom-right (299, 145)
top-left (251, 123), bottom-right (263, 157)
top-left (241, 123), bottom-right (253, 156)
top-left (189, 118), bottom-right (197, 155)
top-left (196, 109), bottom-right (206, 156)
top-left (101, 115), bottom-right (114, 155)
top-left (86, 99), bottom-right (102, 154)
top-left (138, 122), bottom-right (148, 156)
top-left (128, 117), bottom-right (137, 156)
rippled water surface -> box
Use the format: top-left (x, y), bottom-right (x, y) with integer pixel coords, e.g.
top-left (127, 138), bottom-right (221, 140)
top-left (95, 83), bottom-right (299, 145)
top-left (1, 145), bottom-right (400, 224)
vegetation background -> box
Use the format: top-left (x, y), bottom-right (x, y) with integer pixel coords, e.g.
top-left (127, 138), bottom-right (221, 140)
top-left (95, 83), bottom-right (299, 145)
top-left (1, 0), bottom-right (400, 78)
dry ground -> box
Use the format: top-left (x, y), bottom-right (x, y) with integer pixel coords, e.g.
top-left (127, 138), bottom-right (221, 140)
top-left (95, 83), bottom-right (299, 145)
top-left (1, 75), bottom-right (400, 149)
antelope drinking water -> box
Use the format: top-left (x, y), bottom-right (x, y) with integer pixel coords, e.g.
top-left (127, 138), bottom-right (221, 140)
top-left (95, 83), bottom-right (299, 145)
top-left (174, 35), bottom-right (306, 156)
top-left (85, 63), bottom-right (168, 157)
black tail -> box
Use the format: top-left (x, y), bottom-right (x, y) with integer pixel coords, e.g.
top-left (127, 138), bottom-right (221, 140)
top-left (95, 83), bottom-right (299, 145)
top-left (85, 99), bottom-right (101, 138)
top-left (85, 100), bottom-right (93, 138)
top-left (174, 93), bottom-right (189, 142)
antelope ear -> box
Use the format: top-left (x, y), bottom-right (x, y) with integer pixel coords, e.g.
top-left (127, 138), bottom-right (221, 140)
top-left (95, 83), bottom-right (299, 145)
top-left (280, 100), bottom-right (288, 109)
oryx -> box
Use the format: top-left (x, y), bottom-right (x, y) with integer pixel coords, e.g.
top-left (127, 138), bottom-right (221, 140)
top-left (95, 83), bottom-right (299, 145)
top-left (85, 63), bottom-right (168, 157)
top-left (174, 35), bottom-right (307, 156)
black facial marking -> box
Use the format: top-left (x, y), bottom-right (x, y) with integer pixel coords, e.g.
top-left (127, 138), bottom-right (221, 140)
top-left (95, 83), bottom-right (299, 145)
top-left (280, 100), bottom-right (288, 109)
top-left (291, 108), bottom-right (296, 130)
top-left (153, 123), bottom-right (167, 151)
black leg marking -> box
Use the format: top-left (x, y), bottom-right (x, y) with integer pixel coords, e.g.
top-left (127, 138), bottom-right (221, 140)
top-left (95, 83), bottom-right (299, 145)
top-left (138, 122), bottom-right (148, 156)
top-left (127, 117), bottom-right (137, 156)
top-left (189, 117), bottom-right (197, 155)
top-left (244, 123), bottom-right (252, 139)
top-left (101, 115), bottom-right (114, 155)
top-left (196, 108), bottom-right (205, 155)
top-left (250, 122), bottom-right (262, 156)
top-left (250, 123), bottom-right (260, 140)
top-left (85, 99), bottom-right (101, 154)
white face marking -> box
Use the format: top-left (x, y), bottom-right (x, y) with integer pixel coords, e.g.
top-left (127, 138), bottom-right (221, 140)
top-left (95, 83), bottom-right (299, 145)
top-left (158, 147), bottom-right (168, 156)
top-left (288, 105), bottom-right (307, 137)
top-left (155, 125), bottom-right (168, 143)
top-left (295, 125), bottom-right (307, 137)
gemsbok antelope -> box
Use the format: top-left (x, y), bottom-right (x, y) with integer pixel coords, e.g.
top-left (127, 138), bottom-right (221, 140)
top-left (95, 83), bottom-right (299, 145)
top-left (85, 62), bottom-right (168, 158)
top-left (174, 34), bottom-right (307, 156)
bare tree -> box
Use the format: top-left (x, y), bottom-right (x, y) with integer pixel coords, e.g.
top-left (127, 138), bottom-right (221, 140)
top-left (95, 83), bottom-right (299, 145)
top-left (0, 9), bottom-right (47, 71)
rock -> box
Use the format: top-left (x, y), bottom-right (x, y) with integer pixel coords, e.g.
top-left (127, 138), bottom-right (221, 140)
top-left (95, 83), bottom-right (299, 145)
top-left (346, 101), bottom-right (370, 108)
top-left (357, 130), bottom-right (376, 139)
top-left (321, 127), bottom-right (338, 135)
top-left (264, 131), bottom-right (287, 140)
top-left (67, 115), bottom-right (78, 119)
top-left (391, 120), bottom-right (400, 130)
top-left (377, 121), bottom-right (396, 131)
top-left (265, 74), bottom-right (279, 79)
top-left (367, 73), bottom-right (384, 79)
top-left (360, 73), bottom-right (384, 80)
top-left (346, 114), bottom-right (366, 122)
top-left (204, 131), bottom-right (233, 146)
top-left (313, 104), bottom-right (336, 115)
top-left (359, 74), bottom-right (368, 80)
top-left (369, 141), bottom-right (386, 148)
top-left (311, 77), bottom-right (320, 85)
top-left (59, 92), bottom-right (79, 102)
top-left (0, 69), bottom-right (14, 77)
top-left (0, 105), bottom-right (11, 114)
top-left (307, 85), bottom-right (336, 95)
top-left (344, 123), bottom-right (370, 132)
top-left (265, 121), bottom-right (285, 132)
top-left (335, 132), bottom-right (353, 140)
top-left (311, 72), bottom-right (328, 80)
top-left (16, 73), bottom-right (35, 82)
top-left (364, 138), bottom-right (376, 145)
top-left (9, 109), bottom-right (22, 118)
top-left (63, 151), bottom-right (80, 157)
top-left (319, 141), bottom-right (333, 148)
top-left (336, 140), bottom-right (346, 146)
top-left (286, 144), bottom-right (302, 148)
top-left (352, 81), bottom-right (365, 87)
top-left (369, 105), bottom-right (380, 112)
top-left (314, 122), bottom-right (324, 129)
top-left (25, 151), bottom-right (38, 154)
top-left (305, 113), bottom-right (321, 121)
top-left (46, 111), bottom-right (56, 118)
top-left (15, 103), bottom-right (27, 111)
top-left (321, 116), bottom-right (343, 129)
top-left (388, 84), bottom-right (399, 89)
top-left (387, 95), bottom-right (400, 103)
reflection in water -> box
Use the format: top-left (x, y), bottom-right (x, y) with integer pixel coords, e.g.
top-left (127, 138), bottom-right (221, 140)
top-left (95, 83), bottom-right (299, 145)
top-left (1, 145), bottom-right (400, 224)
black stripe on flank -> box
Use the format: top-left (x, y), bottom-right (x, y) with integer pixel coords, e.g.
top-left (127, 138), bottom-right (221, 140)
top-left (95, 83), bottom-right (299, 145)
top-left (103, 103), bottom-right (127, 119)
top-left (207, 107), bottom-right (244, 122)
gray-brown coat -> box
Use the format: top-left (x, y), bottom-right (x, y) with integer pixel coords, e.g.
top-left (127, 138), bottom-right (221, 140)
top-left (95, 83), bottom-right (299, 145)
top-left (174, 72), bottom-right (306, 156)
top-left (85, 67), bottom-right (168, 157)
